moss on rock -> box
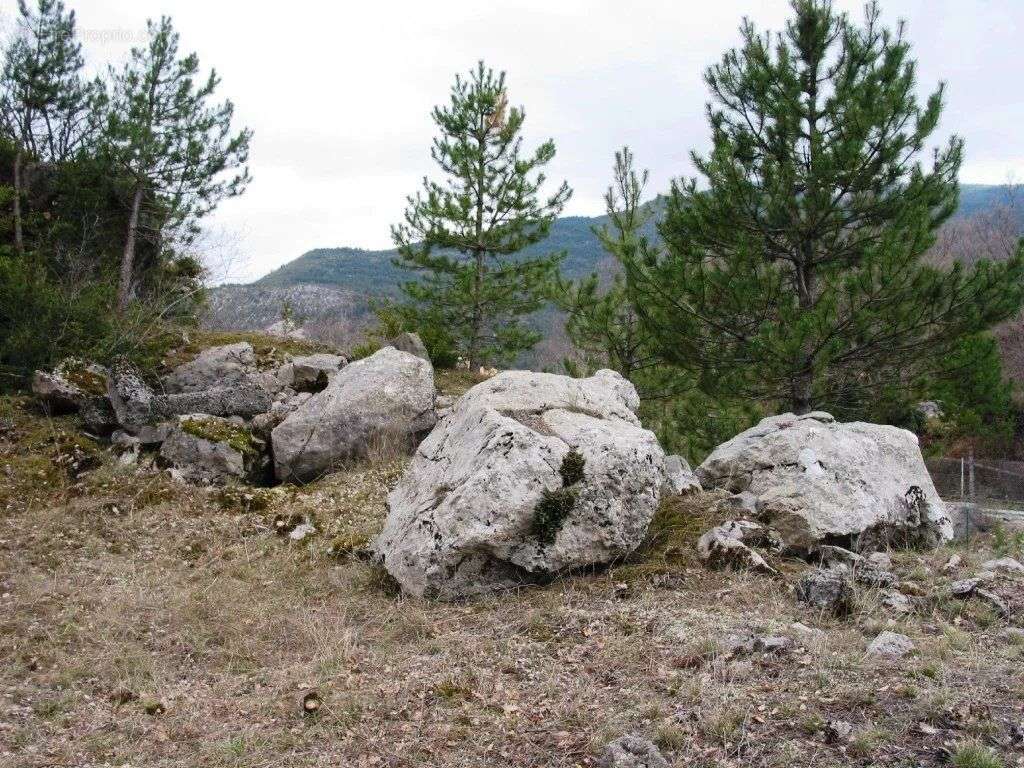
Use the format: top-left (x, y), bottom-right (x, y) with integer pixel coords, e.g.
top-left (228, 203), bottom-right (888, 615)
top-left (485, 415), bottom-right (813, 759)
top-left (180, 417), bottom-right (258, 456)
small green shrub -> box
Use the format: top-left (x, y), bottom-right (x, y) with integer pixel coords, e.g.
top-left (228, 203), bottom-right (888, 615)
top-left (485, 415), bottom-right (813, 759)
top-left (952, 741), bottom-right (1003, 768)
top-left (559, 448), bottom-right (586, 486)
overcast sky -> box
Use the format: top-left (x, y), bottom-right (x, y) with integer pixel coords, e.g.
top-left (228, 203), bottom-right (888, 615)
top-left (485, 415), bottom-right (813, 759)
top-left (6, 0), bottom-right (1022, 282)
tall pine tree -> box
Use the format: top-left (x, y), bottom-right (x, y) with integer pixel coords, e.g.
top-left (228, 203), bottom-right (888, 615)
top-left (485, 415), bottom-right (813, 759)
top-left (553, 147), bottom-right (657, 381)
top-left (0, 0), bottom-right (102, 258)
top-left (625, 0), bottom-right (1024, 413)
top-left (106, 17), bottom-right (251, 311)
top-left (392, 61), bottom-right (571, 368)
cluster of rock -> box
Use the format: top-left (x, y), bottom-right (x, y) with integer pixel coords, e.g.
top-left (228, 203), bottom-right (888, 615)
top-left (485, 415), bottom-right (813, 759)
top-left (37, 343), bottom-right (960, 604)
top-left (32, 339), bottom-right (436, 486)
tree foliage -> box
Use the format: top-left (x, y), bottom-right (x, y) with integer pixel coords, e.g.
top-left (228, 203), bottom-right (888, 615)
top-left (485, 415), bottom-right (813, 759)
top-left (624, 0), bottom-right (1024, 414)
top-left (392, 61), bottom-right (571, 367)
top-left (106, 16), bottom-right (251, 310)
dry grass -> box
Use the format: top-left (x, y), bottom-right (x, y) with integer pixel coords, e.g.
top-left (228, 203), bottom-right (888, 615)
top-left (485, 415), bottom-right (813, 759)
top-left (1, 402), bottom-right (1023, 767)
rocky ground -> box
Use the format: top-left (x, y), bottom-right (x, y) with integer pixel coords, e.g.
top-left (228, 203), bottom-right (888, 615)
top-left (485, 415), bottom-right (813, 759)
top-left (2, 379), bottom-right (1023, 767)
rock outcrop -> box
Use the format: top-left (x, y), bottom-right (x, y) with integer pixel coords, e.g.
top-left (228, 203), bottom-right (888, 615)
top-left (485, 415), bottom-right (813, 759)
top-left (373, 369), bottom-right (665, 599)
top-left (272, 347), bottom-right (435, 483)
top-left (697, 412), bottom-right (952, 551)
top-left (161, 342), bottom-right (280, 394)
top-left (159, 415), bottom-right (267, 485)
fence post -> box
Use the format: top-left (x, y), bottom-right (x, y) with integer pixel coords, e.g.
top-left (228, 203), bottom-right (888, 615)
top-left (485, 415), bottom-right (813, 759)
top-left (967, 449), bottom-right (975, 544)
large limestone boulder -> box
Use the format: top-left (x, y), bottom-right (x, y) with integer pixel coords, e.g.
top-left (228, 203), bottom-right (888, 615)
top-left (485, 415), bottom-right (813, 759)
top-left (161, 342), bottom-right (280, 394)
top-left (271, 347), bottom-right (435, 483)
top-left (697, 412), bottom-right (952, 551)
top-left (159, 415), bottom-right (268, 485)
top-left (373, 369), bottom-right (666, 599)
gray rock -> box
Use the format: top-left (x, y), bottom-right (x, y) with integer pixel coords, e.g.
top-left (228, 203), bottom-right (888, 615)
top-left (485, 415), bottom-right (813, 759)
top-left (272, 347), bottom-right (435, 483)
top-left (289, 353), bottom-right (347, 392)
top-left (388, 332), bottom-right (430, 362)
top-left (662, 455), bottom-right (701, 496)
top-left (753, 635), bottom-right (793, 653)
top-left (697, 521), bottom-right (780, 577)
top-left (373, 369), bottom-right (665, 599)
top-left (950, 577), bottom-right (981, 597)
top-left (789, 622), bottom-right (825, 641)
top-left (975, 588), bottom-right (1009, 618)
top-left (32, 358), bottom-right (109, 413)
top-left (597, 735), bottom-right (668, 768)
top-left (697, 412), bottom-right (952, 551)
top-left (108, 364), bottom-right (155, 430)
top-left (159, 415), bottom-right (266, 485)
top-left (713, 490), bottom-right (758, 516)
top-left (818, 545), bottom-right (864, 568)
top-left (982, 557), bottom-right (1024, 574)
top-left (151, 384), bottom-right (273, 420)
top-left (866, 630), bottom-right (915, 658)
top-left (866, 552), bottom-right (893, 570)
top-left (880, 589), bottom-right (913, 614)
top-left (796, 568), bottom-right (854, 615)
top-left (79, 396), bottom-right (118, 435)
top-left (162, 342), bottom-right (280, 394)
top-left (942, 553), bottom-right (963, 573)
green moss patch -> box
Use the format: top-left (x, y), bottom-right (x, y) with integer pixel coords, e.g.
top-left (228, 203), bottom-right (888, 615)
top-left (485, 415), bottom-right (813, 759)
top-left (531, 448), bottom-right (587, 545)
top-left (59, 359), bottom-right (107, 396)
top-left (181, 417), bottom-right (257, 455)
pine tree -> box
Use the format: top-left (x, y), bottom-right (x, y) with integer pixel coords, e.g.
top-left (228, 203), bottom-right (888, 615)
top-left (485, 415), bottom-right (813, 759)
top-left (106, 17), bottom-right (251, 311)
top-left (625, 0), bottom-right (1024, 414)
top-left (554, 147), bottom-right (657, 381)
top-left (392, 61), bottom-right (571, 368)
top-left (0, 0), bottom-right (103, 258)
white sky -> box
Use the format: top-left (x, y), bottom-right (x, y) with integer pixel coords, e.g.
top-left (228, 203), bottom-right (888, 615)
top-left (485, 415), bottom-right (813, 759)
top-left (5, 0), bottom-right (1022, 282)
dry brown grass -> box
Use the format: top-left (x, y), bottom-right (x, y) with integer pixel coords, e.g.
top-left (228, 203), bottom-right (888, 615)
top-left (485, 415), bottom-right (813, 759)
top-left (1, 403), bottom-right (1023, 767)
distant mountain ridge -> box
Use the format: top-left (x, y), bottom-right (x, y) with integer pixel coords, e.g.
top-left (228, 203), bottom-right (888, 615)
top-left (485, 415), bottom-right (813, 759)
top-left (207, 184), bottom-right (1022, 334)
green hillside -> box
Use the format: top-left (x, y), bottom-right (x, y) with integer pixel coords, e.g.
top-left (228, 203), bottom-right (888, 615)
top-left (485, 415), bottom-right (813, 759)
top-left (252, 187), bottom-right (1018, 295)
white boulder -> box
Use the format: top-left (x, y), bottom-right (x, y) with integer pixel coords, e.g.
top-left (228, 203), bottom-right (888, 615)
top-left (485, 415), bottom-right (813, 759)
top-left (697, 412), bottom-right (952, 551)
top-left (162, 342), bottom-right (280, 394)
top-left (373, 369), bottom-right (665, 599)
top-left (271, 347), bottom-right (435, 483)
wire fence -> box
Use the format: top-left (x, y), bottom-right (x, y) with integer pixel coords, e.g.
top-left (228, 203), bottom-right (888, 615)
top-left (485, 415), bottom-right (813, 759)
top-left (926, 454), bottom-right (1024, 540)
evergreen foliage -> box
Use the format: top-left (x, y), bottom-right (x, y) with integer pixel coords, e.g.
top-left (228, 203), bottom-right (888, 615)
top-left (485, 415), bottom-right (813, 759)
top-left (106, 16), bottom-right (251, 310)
top-left (623, 0), bottom-right (1024, 414)
top-left (392, 61), bottom-right (571, 368)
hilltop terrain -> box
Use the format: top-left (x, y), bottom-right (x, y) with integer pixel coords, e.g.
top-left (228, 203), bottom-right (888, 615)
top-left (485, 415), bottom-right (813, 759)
top-left (206, 186), bottom-right (1022, 336)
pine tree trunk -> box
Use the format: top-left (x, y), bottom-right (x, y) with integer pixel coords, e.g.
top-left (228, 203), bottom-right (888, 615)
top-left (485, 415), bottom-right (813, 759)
top-left (12, 150), bottom-right (25, 259)
top-left (117, 182), bottom-right (145, 312)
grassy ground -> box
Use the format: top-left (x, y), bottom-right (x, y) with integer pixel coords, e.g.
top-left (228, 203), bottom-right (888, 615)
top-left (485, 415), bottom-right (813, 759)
top-left (1, 397), bottom-right (1022, 767)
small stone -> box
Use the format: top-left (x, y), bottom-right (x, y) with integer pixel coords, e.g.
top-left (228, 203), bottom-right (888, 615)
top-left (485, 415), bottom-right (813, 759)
top-left (597, 735), bottom-right (669, 768)
top-left (880, 589), bottom-right (913, 614)
top-left (866, 551), bottom-right (893, 570)
top-left (950, 578), bottom-right (980, 597)
top-left (796, 568), bottom-right (854, 615)
top-left (1001, 627), bottom-right (1024, 643)
top-left (789, 622), bottom-right (825, 641)
top-left (289, 522), bottom-right (316, 542)
top-left (866, 630), bottom-right (915, 658)
top-left (753, 635), bottom-right (793, 654)
top-left (941, 553), bottom-right (963, 573)
top-left (982, 557), bottom-right (1024, 574)
top-left (825, 720), bottom-right (854, 743)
